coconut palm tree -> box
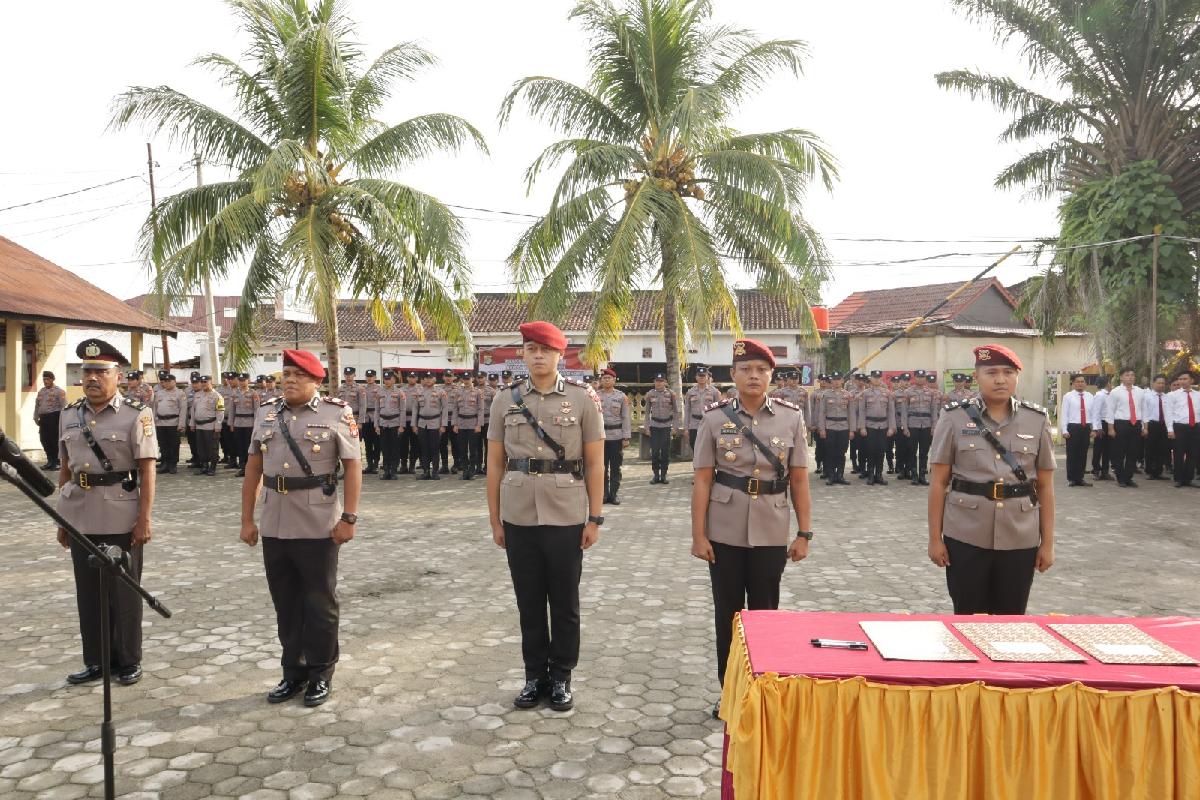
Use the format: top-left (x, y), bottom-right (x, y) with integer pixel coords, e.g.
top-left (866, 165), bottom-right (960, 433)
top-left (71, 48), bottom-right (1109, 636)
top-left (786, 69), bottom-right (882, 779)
top-left (500, 0), bottom-right (836, 403)
top-left (111, 0), bottom-right (486, 376)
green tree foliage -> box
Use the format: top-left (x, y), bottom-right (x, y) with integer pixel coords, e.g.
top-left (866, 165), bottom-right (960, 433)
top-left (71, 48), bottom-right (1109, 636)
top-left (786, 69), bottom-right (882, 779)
top-left (500, 0), bottom-right (836, 400)
top-left (111, 0), bottom-right (486, 374)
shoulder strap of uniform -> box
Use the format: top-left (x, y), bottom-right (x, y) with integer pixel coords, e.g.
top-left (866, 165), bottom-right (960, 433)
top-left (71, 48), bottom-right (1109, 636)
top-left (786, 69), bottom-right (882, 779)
top-left (718, 403), bottom-right (787, 480)
top-left (960, 401), bottom-right (1029, 483)
top-left (76, 405), bottom-right (114, 472)
top-left (1019, 400), bottom-right (1047, 416)
top-left (510, 385), bottom-right (566, 460)
top-left (943, 400), bottom-right (961, 411)
top-left (123, 397), bottom-right (146, 411)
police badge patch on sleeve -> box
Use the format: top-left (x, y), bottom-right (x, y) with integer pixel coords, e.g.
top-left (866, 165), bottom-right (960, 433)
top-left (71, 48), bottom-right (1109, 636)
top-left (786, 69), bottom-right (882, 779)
top-left (342, 408), bottom-right (359, 438)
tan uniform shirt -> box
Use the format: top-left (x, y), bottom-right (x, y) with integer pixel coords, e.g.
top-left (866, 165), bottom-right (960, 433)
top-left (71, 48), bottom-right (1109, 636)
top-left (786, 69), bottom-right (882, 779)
top-left (599, 388), bottom-right (632, 440)
top-left (376, 386), bottom-right (407, 429)
top-left (858, 387), bottom-right (894, 430)
top-left (336, 381), bottom-right (364, 417)
top-left (692, 398), bottom-right (807, 548)
top-left (644, 388), bottom-right (678, 429)
top-left (948, 388), bottom-right (976, 405)
top-left (930, 398), bottom-right (1056, 551)
top-left (191, 389), bottom-right (225, 430)
top-left (35, 385), bottom-right (68, 420)
top-left (252, 395), bottom-right (360, 539)
top-left (816, 389), bottom-right (856, 432)
top-left (685, 385), bottom-right (723, 430)
top-left (217, 385), bottom-right (236, 427)
top-left (232, 388), bottom-right (259, 428)
top-left (488, 376), bottom-right (604, 526)
top-left (57, 396), bottom-right (158, 535)
top-left (404, 383), bottom-right (421, 425)
top-left (152, 387), bottom-right (188, 429)
top-left (480, 385), bottom-right (497, 420)
top-left (361, 383), bottom-right (382, 425)
top-left (451, 386), bottom-right (485, 430)
top-left (415, 386), bottom-right (449, 429)
top-left (903, 386), bottom-right (940, 430)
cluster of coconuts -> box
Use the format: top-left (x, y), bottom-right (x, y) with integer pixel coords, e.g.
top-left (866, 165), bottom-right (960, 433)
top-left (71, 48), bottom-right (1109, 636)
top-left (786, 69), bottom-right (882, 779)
top-left (273, 159), bottom-right (358, 244)
top-left (622, 137), bottom-right (705, 202)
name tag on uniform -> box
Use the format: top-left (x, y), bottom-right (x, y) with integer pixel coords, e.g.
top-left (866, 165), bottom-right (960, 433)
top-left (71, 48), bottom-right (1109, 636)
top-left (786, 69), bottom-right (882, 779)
top-left (961, 428), bottom-right (981, 436)
top-left (1017, 433), bottom-right (1034, 439)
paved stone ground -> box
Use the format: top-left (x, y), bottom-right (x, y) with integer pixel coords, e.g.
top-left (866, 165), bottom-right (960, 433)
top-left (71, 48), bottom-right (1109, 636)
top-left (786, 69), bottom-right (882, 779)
top-left (0, 446), bottom-right (1197, 799)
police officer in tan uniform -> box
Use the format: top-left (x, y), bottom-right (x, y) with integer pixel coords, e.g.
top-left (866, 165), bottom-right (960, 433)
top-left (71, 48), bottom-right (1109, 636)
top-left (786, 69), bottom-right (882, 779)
top-left (598, 368), bottom-right (631, 505)
top-left (480, 372), bottom-right (499, 475)
top-left (401, 371), bottom-right (421, 473)
top-left (928, 344), bottom-right (1056, 615)
top-left (691, 339), bottom-right (812, 718)
top-left (858, 370), bottom-right (895, 485)
top-left (902, 369), bottom-right (940, 486)
top-left (218, 372), bottom-right (238, 467)
top-left (232, 372), bottom-right (259, 476)
top-left (948, 373), bottom-right (976, 405)
top-left (124, 371), bottom-right (154, 406)
top-left (810, 374), bottom-right (828, 476)
top-left (153, 373), bottom-right (188, 474)
top-left (35, 370), bottom-right (68, 470)
top-left (441, 369), bottom-right (460, 473)
top-left (815, 372), bottom-right (856, 485)
top-left (685, 367), bottom-right (722, 451)
top-left (240, 349), bottom-right (361, 707)
top-left (377, 370), bottom-right (406, 480)
top-left (451, 373), bottom-right (485, 480)
top-left (57, 338), bottom-right (158, 687)
top-left (190, 376), bottom-right (225, 475)
top-left (359, 369), bottom-right (382, 474)
top-left (487, 322), bottom-right (604, 712)
top-left (415, 371), bottom-right (449, 479)
top-left (644, 374), bottom-right (678, 484)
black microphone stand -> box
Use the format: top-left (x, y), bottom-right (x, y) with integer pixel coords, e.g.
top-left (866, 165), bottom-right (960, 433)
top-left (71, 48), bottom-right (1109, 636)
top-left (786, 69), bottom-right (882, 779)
top-left (0, 463), bottom-right (171, 800)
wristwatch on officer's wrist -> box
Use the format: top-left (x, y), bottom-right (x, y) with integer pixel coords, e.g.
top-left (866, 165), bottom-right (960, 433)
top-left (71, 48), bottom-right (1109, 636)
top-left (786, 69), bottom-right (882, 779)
top-left (588, 515), bottom-right (604, 526)
top-left (795, 530), bottom-right (813, 541)
top-left (340, 513), bottom-right (358, 525)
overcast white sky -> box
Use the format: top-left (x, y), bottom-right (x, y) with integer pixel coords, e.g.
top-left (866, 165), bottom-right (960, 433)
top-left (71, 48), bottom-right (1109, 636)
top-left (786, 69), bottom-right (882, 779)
top-left (2, 0), bottom-right (1061, 310)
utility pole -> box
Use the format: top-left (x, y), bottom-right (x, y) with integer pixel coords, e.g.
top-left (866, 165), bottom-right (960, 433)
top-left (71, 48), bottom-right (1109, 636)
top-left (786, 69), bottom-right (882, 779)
top-left (195, 154), bottom-right (222, 377)
top-left (147, 143), bottom-right (170, 371)
top-left (1149, 224), bottom-right (1161, 373)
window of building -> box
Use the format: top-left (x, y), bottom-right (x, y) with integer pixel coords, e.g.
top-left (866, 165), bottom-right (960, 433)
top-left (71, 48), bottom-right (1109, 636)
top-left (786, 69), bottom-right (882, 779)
top-left (770, 346), bottom-right (787, 358)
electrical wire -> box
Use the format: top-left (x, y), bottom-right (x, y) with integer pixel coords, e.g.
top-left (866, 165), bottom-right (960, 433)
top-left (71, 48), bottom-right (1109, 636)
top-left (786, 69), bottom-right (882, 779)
top-left (0, 175), bottom-right (141, 213)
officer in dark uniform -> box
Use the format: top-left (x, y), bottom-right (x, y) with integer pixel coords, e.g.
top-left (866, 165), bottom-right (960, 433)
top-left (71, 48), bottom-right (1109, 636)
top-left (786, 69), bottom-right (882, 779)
top-left (58, 338), bottom-right (159, 686)
top-left (928, 344), bottom-right (1056, 614)
top-left (240, 349), bottom-right (362, 706)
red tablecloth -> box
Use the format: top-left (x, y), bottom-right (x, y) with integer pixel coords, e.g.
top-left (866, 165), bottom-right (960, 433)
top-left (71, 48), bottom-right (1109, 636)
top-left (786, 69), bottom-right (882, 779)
top-left (722, 611), bottom-right (1200, 799)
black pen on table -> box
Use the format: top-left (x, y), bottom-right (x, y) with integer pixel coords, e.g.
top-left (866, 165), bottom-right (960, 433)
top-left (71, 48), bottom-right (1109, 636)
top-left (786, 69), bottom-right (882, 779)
top-left (811, 638), bottom-right (869, 650)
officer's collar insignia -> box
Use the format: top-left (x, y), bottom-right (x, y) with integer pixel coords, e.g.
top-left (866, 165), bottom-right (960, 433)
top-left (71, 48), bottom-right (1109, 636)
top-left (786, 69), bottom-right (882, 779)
top-left (85, 343), bottom-right (100, 357)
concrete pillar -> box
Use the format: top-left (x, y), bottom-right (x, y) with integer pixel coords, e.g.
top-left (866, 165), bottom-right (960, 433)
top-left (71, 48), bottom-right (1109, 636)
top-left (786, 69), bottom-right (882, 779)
top-left (130, 332), bottom-right (144, 374)
top-left (934, 333), bottom-right (947, 378)
top-left (4, 319), bottom-right (22, 447)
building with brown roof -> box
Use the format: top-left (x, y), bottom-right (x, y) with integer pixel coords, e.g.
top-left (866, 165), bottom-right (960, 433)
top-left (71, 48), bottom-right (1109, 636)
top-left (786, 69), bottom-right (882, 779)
top-left (1, 236), bottom-right (174, 449)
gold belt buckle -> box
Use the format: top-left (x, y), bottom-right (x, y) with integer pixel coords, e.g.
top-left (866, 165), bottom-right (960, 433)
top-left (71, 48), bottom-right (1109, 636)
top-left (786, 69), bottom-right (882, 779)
top-left (991, 479), bottom-right (1004, 501)
top-left (78, 472), bottom-right (90, 490)
top-left (276, 475), bottom-right (288, 495)
top-left (746, 477), bottom-right (760, 499)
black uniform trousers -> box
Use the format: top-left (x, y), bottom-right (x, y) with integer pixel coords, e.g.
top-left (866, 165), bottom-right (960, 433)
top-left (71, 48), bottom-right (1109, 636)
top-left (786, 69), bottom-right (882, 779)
top-left (649, 426), bottom-right (671, 477)
top-left (849, 434), bottom-right (862, 471)
top-left (1064, 423), bottom-right (1092, 484)
top-left (38, 411), bottom-right (60, 465)
top-left (865, 426), bottom-right (888, 478)
top-left (1092, 424), bottom-right (1111, 474)
top-left (1145, 420), bottom-right (1169, 478)
top-left (234, 424), bottom-right (253, 468)
top-left (813, 431), bottom-right (826, 473)
top-left (156, 425), bottom-right (181, 468)
top-left (186, 428), bottom-right (198, 464)
top-left (708, 541), bottom-right (787, 686)
top-left (888, 431), bottom-right (901, 472)
top-left (418, 427), bottom-right (441, 473)
top-left (262, 537), bottom-right (340, 682)
top-left (503, 522), bottom-right (584, 682)
top-left (823, 429), bottom-right (849, 479)
top-left (481, 424), bottom-right (490, 470)
top-left (401, 423), bottom-right (419, 469)
top-left (688, 428), bottom-right (698, 451)
top-left (944, 537), bottom-right (1037, 615)
top-left (220, 422), bottom-right (234, 463)
top-left (380, 425), bottom-right (401, 471)
top-left (1110, 420), bottom-right (1140, 483)
top-left (194, 428), bottom-right (219, 467)
top-left (440, 429), bottom-right (453, 469)
top-left (909, 426), bottom-right (933, 477)
top-left (361, 421), bottom-right (379, 468)
top-left (604, 439), bottom-right (624, 497)
top-left (457, 427), bottom-right (482, 473)
top-left (70, 533), bottom-right (143, 668)
top-left (1173, 423), bottom-right (1200, 484)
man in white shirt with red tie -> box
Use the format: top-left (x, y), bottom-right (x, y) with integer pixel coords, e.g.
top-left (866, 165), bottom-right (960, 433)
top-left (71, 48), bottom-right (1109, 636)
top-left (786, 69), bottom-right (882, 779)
top-left (1103, 367), bottom-right (1144, 487)
top-left (1061, 374), bottom-right (1101, 487)
top-left (1165, 371), bottom-right (1200, 487)
top-left (1140, 374), bottom-right (1171, 480)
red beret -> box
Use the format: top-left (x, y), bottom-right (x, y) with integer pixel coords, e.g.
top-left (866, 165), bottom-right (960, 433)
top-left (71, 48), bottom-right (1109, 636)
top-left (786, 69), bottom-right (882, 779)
top-left (519, 321), bottom-right (567, 351)
top-left (732, 338), bottom-right (776, 368)
top-left (602, 368), bottom-right (616, 378)
top-left (974, 343), bottom-right (1022, 371)
top-left (282, 349), bottom-right (326, 379)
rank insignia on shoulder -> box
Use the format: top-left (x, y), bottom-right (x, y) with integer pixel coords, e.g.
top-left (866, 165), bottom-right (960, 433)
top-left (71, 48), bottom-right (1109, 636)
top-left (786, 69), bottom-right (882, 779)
top-left (705, 399), bottom-right (730, 412)
top-left (1019, 400), bottom-right (1047, 415)
top-left (775, 399), bottom-right (799, 411)
top-left (123, 397), bottom-right (147, 410)
top-left (322, 396), bottom-right (348, 406)
top-left (943, 401), bottom-right (961, 411)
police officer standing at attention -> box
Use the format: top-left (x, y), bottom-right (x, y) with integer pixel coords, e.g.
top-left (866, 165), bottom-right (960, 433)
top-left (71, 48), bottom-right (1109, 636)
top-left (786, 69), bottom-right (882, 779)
top-left (233, 372), bottom-right (259, 476)
top-left (691, 339), bottom-right (812, 718)
top-left (401, 371), bottom-right (421, 474)
top-left (487, 322), bottom-right (604, 712)
top-left (376, 370), bottom-right (406, 480)
top-left (191, 376), bottom-right (225, 475)
top-left (239, 349), bottom-right (360, 706)
top-left (810, 374), bottom-right (828, 476)
top-left (815, 372), bottom-right (855, 485)
top-left (58, 338), bottom-right (158, 687)
top-left (360, 369), bottom-right (382, 475)
top-left (644, 373), bottom-right (678, 484)
top-left (184, 373), bottom-right (201, 467)
top-left (35, 370), bottom-right (68, 470)
top-left (598, 368), bottom-right (631, 505)
top-left (858, 370), bottom-right (895, 485)
top-left (685, 367), bottom-right (722, 451)
top-left (153, 373), bottom-right (188, 474)
top-left (927, 344), bottom-right (1056, 615)
top-left (125, 370), bottom-right (154, 406)
top-left (902, 369), bottom-right (939, 486)
top-left (218, 373), bottom-right (237, 468)
top-left (337, 367), bottom-right (364, 423)
top-left (948, 373), bottom-right (975, 404)
top-left (480, 372), bottom-right (499, 475)
top-left (440, 369), bottom-right (460, 474)
top-left (416, 371), bottom-right (449, 479)
top-left (260, 374), bottom-right (281, 403)
top-left (451, 372), bottom-right (485, 480)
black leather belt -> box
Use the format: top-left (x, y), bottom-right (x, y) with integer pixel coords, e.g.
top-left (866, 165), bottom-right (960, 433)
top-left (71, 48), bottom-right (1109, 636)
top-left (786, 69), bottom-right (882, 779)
top-left (73, 470), bottom-right (135, 490)
top-left (419, 413), bottom-right (442, 420)
top-left (909, 412), bottom-right (930, 417)
top-left (380, 413), bottom-right (401, 420)
top-left (650, 415), bottom-right (673, 423)
top-left (235, 413), bottom-right (254, 417)
top-left (825, 416), bottom-right (846, 421)
top-left (604, 423), bottom-right (623, 430)
top-left (194, 417), bottom-right (215, 425)
top-left (691, 413), bottom-right (703, 420)
top-left (951, 478), bottom-right (1035, 501)
top-left (866, 416), bottom-right (886, 422)
top-left (156, 414), bottom-right (179, 420)
top-left (457, 414), bottom-right (478, 420)
top-left (507, 458), bottom-right (583, 475)
top-left (264, 474), bottom-right (337, 494)
top-left (714, 470), bottom-right (788, 498)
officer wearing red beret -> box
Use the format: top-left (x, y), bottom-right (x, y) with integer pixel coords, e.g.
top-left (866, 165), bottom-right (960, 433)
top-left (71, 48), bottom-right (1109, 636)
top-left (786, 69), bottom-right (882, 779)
top-left (487, 321), bottom-right (605, 712)
top-left (927, 344), bottom-right (1057, 614)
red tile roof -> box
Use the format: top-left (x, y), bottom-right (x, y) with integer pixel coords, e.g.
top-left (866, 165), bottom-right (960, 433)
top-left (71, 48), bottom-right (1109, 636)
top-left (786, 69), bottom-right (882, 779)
top-left (828, 278), bottom-right (1022, 335)
top-left (0, 237), bottom-right (175, 333)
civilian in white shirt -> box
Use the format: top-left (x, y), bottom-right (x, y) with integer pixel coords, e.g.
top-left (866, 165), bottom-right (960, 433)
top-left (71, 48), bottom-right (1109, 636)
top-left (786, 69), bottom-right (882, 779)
top-left (1103, 367), bottom-right (1144, 487)
top-left (1090, 375), bottom-right (1112, 479)
top-left (1165, 371), bottom-right (1200, 487)
top-left (1140, 374), bottom-right (1171, 479)
top-left (1061, 374), bottom-right (1101, 487)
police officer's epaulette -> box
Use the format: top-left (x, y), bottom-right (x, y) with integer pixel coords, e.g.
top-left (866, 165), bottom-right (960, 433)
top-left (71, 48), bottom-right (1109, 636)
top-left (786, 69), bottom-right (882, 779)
top-left (321, 396), bottom-right (348, 406)
top-left (564, 377), bottom-right (587, 388)
top-left (1019, 400), bottom-right (1047, 416)
top-left (775, 399), bottom-right (800, 411)
top-left (705, 399), bottom-right (731, 412)
top-left (68, 397), bottom-right (86, 409)
top-left (122, 397), bottom-right (147, 411)
top-left (260, 396), bottom-right (282, 407)
top-left (943, 401), bottom-right (962, 412)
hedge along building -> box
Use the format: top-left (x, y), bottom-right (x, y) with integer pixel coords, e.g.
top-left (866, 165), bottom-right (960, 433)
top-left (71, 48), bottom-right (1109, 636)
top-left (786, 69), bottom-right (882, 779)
top-left (0, 236), bottom-right (175, 450)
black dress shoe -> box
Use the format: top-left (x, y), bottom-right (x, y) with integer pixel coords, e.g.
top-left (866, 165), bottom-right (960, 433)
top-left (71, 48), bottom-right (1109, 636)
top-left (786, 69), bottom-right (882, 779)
top-left (660, 477), bottom-right (670, 485)
top-left (268, 678), bottom-right (307, 704)
top-left (41, 462), bottom-right (59, 471)
top-left (431, 472), bottom-right (440, 480)
top-left (514, 678), bottom-right (548, 709)
top-left (235, 469), bottom-right (246, 477)
top-left (711, 700), bottom-right (721, 719)
top-left (875, 477), bottom-right (888, 486)
top-left (304, 680), bottom-right (332, 706)
top-left (168, 465), bottom-right (177, 474)
top-left (548, 680), bottom-right (573, 711)
top-left (157, 464), bottom-right (171, 474)
top-left (439, 466), bottom-right (449, 475)
top-left (1126, 480), bottom-right (1138, 488)
top-left (363, 466), bottom-right (378, 474)
top-left (116, 664), bottom-right (142, 686)
top-left (609, 495), bottom-right (620, 505)
top-left (66, 665), bottom-right (103, 685)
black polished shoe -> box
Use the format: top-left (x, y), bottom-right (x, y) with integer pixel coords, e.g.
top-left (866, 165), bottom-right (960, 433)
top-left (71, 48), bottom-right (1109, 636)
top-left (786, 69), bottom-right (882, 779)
top-left (439, 466), bottom-right (449, 475)
top-left (364, 465), bottom-right (378, 474)
top-left (66, 665), bottom-right (103, 685)
top-left (235, 469), bottom-right (246, 477)
top-left (711, 700), bottom-right (721, 719)
top-left (267, 678), bottom-right (307, 704)
top-left (116, 664), bottom-right (143, 686)
top-left (304, 680), bottom-right (332, 707)
top-left (549, 680), bottom-right (573, 712)
top-left (431, 472), bottom-right (441, 480)
top-left (42, 462), bottom-right (59, 471)
top-left (168, 465), bottom-right (178, 474)
top-left (1126, 480), bottom-right (1138, 488)
top-left (157, 464), bottom-right (171, 474)
top-left (875, 476), bottom-right (888, 486)
top-left (660, 476), bottom-right (670, 485)
top-left (609, 495), bottom-right (621, 506)
top-left (514, 678), bottom-right (548, 709)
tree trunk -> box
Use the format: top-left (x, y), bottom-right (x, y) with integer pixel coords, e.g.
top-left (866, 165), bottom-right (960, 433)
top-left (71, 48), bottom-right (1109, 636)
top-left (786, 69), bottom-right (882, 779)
top-left (325, 304), bottom-right (340, 396)
top-left (1090, 250), bottom-right (1107, 370)
top-left (659, 243), bottom-right (684, 431)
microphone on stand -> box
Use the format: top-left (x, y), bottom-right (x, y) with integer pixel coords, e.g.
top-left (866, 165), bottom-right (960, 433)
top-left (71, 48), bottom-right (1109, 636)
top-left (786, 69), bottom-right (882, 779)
top-left (0, 429), bottom-right (56, 497)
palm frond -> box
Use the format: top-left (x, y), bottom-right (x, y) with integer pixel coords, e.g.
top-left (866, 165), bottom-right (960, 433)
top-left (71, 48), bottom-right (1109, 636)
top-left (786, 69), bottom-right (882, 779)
top-left (499, 76), bottom-right (633, 141)
top-left (345, 113), bottom-right (488, 175)
top-left (349, 41), bottom-right (437, 122)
